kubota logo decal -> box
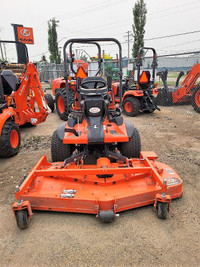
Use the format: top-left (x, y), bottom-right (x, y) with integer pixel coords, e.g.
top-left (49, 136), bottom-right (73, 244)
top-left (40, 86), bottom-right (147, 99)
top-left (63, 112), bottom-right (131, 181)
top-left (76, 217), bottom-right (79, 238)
top-left (20, 28), bottom-right (31, 37)
top-left (17, 27), bottom-right (34, 44)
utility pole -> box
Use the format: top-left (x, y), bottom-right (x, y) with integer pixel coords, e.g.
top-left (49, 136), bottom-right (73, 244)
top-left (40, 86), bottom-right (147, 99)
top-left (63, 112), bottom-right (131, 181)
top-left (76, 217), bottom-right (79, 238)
top-left (124, 31), bottom-right (133, 63)
top-left (102, 50), bottom-right (105, 76)
top-left (0, 27), bottom-right (4, 61)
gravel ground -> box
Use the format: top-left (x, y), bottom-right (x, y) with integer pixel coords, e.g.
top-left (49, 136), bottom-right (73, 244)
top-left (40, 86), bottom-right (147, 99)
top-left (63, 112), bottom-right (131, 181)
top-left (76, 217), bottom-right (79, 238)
top-left (0, 104), bottom-right (199, 267)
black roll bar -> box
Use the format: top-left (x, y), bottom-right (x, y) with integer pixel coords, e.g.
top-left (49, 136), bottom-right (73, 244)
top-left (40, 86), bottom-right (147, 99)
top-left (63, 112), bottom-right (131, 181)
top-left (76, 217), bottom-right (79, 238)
top-left (137, 47), bottom-right (157, 84)
top-left (0, 40), bottom-right (29, 64)
top-left (63, 38), bottom-right (123, 109)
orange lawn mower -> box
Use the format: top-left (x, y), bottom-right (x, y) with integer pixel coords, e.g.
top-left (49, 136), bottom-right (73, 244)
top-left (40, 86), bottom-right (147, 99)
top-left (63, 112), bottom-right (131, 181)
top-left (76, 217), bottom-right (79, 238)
top-left (112, 47), bottom-right (160, 116)
top-left (52, 41), bottom-right (102, 120)
top-left (0, 40), bottom-right (53, 157)
top-left (12, 38), bottom-right (182, 228)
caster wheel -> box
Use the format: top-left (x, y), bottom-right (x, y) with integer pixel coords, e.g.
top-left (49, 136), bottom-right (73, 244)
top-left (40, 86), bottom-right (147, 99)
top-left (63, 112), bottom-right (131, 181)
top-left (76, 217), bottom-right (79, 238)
top-left (156, 202), bottom-right (169, 220)
top-left (16, 209), bottom-right (29, 229)
top-left (98, 210), bottom-right (115, 223)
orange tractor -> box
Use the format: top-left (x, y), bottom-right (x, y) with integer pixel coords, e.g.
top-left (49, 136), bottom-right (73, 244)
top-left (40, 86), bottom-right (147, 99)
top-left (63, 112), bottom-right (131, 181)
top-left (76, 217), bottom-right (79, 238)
top-left (0, 40), bottom-right (53, 157)
top-left (112, 47), bottom-right (160, 116)
top-left (156, 63), bottom-right (200, 113)
top-left (52, 42), bottom-right (102, 120)
top-left (12, 38), bottom-right (182, 228)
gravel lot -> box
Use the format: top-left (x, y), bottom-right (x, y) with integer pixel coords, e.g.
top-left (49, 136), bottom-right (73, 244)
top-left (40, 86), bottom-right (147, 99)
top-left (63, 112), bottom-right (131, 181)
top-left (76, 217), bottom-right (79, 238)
top-left (0, 104), bottom-right (199, 267)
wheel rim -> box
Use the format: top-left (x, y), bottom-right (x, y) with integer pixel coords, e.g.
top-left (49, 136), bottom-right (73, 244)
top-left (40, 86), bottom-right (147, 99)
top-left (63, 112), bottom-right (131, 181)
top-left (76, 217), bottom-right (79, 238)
top-left (10, 129), bottom-right (19, 149)
top-left (57, 96), bottom-right (65, 113)
top-left (125, 101), bottom-right (132, 113)
top-left (195, 90), bottom-right (200, 108)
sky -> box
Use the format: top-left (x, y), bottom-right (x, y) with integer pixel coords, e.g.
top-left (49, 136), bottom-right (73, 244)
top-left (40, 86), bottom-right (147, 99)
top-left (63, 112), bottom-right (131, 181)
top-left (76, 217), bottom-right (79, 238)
top-left (1, 0), bottom-right (200, 62)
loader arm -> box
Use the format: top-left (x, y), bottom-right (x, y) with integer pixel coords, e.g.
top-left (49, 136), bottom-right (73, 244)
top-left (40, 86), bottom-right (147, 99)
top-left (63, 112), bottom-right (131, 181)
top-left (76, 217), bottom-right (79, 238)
top-left (172, 63), bottom-right (200, 103)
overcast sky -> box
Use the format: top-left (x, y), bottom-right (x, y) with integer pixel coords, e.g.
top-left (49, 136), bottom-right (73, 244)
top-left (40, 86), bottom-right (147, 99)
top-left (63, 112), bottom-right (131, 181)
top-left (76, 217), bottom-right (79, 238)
top-left (1, 0), bottom-right (200, 61)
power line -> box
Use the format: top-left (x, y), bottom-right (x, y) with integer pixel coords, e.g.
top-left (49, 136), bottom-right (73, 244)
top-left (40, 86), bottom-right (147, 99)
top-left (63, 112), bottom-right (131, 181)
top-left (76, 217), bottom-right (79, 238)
top-left (145, 30), bottom-right (200, 41)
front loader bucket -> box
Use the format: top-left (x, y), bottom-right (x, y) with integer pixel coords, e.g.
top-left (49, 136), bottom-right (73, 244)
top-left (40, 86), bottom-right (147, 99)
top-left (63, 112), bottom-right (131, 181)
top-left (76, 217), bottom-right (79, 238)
top-left (156, 88), bottom-right (173, 106)
top-left (12, 151), bottom-right (183, 228)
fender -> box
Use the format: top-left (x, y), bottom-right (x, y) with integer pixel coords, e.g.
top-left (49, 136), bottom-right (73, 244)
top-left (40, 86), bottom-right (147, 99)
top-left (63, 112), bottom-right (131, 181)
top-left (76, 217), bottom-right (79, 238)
top-left (52, 77), bottom-right (66, 95)
top-left (123, 90), bottom-right (144, 100)
top-left (124, 119), bottom-right (135, 138)
top-left (0, 107), bottom-right (16, 135)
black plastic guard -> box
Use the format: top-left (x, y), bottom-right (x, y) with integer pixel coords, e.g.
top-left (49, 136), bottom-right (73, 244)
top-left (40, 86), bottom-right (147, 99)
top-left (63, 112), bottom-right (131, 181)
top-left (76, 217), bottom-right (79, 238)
top-left (124, 119), bottom-right (135, 138)
top-left (87, 116), bottom-right (104, 144)
top-left (57, 122), bottom-right (67, 140)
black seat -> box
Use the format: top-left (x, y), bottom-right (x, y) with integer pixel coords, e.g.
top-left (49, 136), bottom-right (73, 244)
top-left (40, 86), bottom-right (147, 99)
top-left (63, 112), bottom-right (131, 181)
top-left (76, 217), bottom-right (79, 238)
top-left (81, 76), bottom-right (106, 89)
top-left (78, 77), bottom-right (109, 144)
top-left (1, 70), bottom-right (18, 95)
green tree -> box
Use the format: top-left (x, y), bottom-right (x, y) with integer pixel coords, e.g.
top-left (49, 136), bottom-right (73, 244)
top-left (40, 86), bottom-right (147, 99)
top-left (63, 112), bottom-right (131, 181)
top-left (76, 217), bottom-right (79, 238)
top-left (80, 54), bottom-right (88, 62)
top-left (132, 0), bottom-right (147, 59)
top-left (48, 18), bottom-right (61, 64)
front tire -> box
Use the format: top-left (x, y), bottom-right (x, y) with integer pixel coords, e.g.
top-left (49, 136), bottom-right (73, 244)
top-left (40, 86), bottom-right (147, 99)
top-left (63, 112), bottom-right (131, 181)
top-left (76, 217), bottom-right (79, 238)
top-left (55, 89), bottom-right (69, 120)
top-left (51, 130), bottom-right (73, 162)
top-left (45, 93), bottom-right (54, 112)
top-left (123, 97), bottom-right (140, 117)
top-left (119, 128), bottom-right (141, 158)
top-left (0, 121), bottom-right (21, 157)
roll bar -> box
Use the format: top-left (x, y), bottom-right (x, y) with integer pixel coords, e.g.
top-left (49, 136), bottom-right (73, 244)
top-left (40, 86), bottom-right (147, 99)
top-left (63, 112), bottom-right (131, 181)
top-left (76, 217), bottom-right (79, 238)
top-left (63, 38), bottom-right (123, 108)
top-left (137, 47), bottom-right (157, 83)
top-left (69, 41), bottom-right (102, 76)
top-left (0, 40), bottom-right (29, 64)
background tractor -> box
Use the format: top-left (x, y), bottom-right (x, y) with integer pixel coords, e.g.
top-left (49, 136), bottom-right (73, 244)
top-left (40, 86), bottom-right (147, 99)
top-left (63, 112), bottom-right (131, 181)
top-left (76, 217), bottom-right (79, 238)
top-left (0, 40), bottom-right (53, 157)
top-left (112, 47), bottom-right (160, 116)
top-left (156, 64), bottom-right (200, 113)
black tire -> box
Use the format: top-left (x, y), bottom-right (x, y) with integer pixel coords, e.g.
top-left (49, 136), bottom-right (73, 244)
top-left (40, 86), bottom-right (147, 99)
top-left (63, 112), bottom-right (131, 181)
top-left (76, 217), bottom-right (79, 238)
top-left (45, 93), bottom-right (54, 112)
top-left (16, 209), bottom-right (29, 229)
top-left (51, 130), bottom-right (73, 162)
top-left (156, 202), bottom-right (168, 220)
top-left (119, 128), bottom-right (141, 158)
top-left (99, 210), bottom-right (115, 223)
top-left (191, 86), bottom-right (200, 113)
top-left (55, 88), bottom-right (69, 121)
top-left (123, 97), bottom-right (140, 117)
top-left (0, 121), bottom-right (21, 158)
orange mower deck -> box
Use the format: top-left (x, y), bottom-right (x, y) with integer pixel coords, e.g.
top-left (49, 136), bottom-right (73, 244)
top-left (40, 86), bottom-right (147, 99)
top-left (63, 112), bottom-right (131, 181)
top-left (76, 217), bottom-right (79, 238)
top-left (12, 151), bottom-right (182, 227)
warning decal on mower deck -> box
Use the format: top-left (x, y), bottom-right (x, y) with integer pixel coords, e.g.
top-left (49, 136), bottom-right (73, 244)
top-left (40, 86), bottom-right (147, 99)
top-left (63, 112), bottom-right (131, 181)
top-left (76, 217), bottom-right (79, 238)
top-left (166, 178), bottom-right (181, 186)
top-left (166, 168), bottom-right (175, 175)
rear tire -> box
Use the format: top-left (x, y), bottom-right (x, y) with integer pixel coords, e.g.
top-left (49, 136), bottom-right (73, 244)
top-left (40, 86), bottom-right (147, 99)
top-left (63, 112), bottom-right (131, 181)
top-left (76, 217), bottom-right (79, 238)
top-left (45, 93), bottom-right (54, 112)
top-left (123, 97), bottom-right (140, 117)
top-left (192, 86), bottom-right (200, 113)
top-left (16, 209), bottom-right (29, 229)
top-left (51, 130), bottom-right (73, 162)
top-left (119, 128), bottom-right (141, 158)
top-left (55, 88), bottom-right (69, 120)
top-left (0, 121), bottom-right (21, 157)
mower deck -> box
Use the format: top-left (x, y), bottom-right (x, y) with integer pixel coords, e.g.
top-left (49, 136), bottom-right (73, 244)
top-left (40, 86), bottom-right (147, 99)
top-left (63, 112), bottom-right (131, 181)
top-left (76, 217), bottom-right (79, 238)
top-left (13, 151), bottom-right (182, 226)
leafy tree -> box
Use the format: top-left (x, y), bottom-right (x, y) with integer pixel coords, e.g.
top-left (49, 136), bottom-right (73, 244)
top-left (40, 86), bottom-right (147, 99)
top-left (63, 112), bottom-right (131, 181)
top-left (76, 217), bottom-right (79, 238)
top-left (132, 0), bottom-right (147, 59)
top-left (80, 54), bottom-right (88, 62)
top-left (48, 18), bottom-right (61, 64)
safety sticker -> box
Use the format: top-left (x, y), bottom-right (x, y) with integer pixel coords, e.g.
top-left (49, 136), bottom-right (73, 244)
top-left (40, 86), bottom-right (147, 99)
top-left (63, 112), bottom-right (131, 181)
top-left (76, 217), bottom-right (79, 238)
top-left (166, 177), bottom-right (181, 186)
top-left (166, 168), bottom-right (175, 175)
